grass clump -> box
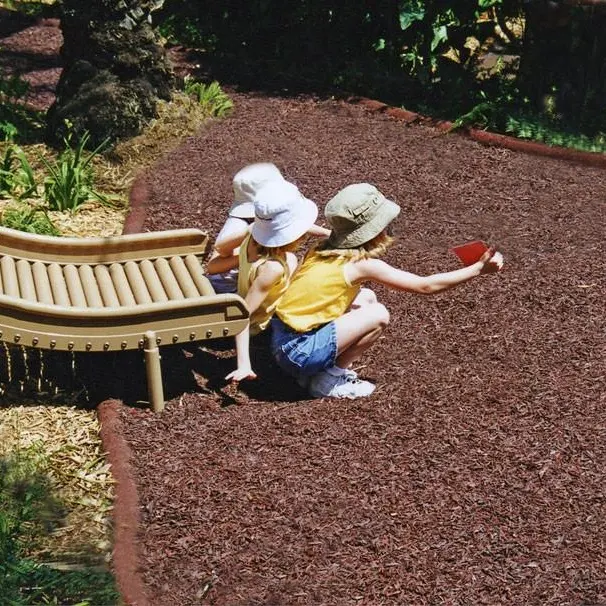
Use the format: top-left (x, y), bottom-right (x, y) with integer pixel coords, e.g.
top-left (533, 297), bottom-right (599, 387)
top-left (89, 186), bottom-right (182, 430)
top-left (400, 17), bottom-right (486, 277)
top-left (41, 131), bottom-right (116, 213)
top-left (1, 201), bottom-right (59, 235)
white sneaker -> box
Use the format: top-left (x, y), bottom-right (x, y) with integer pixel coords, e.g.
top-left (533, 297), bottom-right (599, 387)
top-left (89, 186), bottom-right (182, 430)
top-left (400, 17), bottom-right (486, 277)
top-left (309, 370), bottom-right (375, 399)
top-left (343, 368), bottom-right (358, 380)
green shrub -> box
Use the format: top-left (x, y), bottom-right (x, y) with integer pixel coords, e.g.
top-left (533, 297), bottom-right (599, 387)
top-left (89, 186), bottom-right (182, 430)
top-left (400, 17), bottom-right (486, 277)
top-left (183, 77), bottom-right (234, 117)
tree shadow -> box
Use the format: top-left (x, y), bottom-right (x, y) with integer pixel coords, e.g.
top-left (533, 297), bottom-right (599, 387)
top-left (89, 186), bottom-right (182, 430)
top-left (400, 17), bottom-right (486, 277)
top-left (0, 8), bottom-right (38, 38)
top-left (0, 450), bottom-right (119, 605)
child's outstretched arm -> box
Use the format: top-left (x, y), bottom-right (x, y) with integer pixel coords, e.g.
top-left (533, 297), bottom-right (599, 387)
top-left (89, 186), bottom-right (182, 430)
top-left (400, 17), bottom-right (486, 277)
top-left (351, 249), bottom-right (504, 294)
top-left (225, 260), bottom-right (286, 382)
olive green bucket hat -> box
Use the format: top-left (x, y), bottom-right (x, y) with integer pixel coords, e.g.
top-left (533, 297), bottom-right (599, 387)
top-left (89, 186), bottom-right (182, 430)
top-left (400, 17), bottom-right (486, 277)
top-left (325, 183), bottom-right (400, 248)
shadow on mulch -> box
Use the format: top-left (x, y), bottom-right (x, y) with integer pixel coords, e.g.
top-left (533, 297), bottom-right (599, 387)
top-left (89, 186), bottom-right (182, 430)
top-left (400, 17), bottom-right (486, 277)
top-left (0, 337), bottom-right (308, 411)
top-left (0, 8), bottom-right (37, 37)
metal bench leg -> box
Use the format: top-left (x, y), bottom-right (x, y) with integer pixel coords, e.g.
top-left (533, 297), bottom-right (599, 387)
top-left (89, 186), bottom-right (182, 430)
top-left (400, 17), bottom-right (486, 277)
top-left (144, 331), bottom-right (165, 413)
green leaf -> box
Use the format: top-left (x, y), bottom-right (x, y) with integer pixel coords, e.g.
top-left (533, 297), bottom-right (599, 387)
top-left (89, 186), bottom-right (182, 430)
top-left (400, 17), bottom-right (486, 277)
top-left (399, 2), bottom-right (424, 31)
top-left (431, 25), bottom-right (448, 52)
top-left (374, 38), bottom-right (386, 51)
top-left (478, 0), bottom-right (501, 8)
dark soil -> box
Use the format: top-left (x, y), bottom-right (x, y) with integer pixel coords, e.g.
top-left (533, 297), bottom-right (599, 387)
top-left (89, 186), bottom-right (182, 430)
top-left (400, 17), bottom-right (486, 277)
top-left (2, 13), bottom-right (606, 606)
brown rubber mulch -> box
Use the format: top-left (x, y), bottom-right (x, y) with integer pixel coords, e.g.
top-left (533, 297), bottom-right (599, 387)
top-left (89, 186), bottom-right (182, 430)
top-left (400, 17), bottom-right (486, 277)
top-left (3, 14), bottom-right (606, 606)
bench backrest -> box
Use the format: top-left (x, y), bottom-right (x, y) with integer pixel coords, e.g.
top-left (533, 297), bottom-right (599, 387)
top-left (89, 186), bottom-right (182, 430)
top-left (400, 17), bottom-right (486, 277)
top-left (0, 226), bottom-right (248, 352)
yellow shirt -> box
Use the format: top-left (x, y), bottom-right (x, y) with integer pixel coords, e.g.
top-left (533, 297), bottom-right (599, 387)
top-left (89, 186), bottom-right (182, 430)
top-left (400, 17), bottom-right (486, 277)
top-left (238, 235), bottom-right (290, 335)
top-left (276, 251), bottom-right (360, 332)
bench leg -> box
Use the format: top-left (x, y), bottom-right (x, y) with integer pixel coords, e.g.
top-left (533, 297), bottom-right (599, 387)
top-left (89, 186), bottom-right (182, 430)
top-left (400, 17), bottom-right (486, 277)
top-left (144, 331), bottom-right (165, 413)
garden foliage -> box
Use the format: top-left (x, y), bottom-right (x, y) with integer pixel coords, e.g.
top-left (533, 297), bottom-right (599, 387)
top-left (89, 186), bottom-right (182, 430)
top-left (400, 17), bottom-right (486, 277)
top-left (157, 0), bottom-right (606, 140)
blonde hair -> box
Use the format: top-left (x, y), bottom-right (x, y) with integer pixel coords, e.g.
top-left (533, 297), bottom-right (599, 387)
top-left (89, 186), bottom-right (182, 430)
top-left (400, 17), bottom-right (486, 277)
top-left (255, 234), bottom-right (307, 257)
top-left (313, 231), bottom-right (394, 261)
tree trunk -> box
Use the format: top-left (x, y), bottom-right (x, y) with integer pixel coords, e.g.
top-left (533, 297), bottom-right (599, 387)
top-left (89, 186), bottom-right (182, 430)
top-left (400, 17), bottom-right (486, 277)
top-left (46, 0), bottom-right (174, 148)
top-left (517, 1), bottom-right (606, 133)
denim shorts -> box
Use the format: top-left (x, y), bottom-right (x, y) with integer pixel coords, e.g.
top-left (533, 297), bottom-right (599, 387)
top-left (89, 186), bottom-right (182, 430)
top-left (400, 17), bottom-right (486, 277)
top-left (270, 316), bottom-right (337, 377)
top-left (208, 269), bottom-right (238, 294)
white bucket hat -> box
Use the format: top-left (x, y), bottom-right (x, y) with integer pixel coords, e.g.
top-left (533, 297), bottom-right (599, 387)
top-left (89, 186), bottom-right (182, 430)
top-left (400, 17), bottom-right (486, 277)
top-left (229, 162), bottom-right (285, 219)
top-left (251, 180), bottom-right (318, 248)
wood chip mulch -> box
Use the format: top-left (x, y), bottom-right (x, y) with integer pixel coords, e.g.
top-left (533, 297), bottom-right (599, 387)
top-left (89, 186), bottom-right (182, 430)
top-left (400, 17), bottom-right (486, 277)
top-left (116, 92), bottom-right (606, 605)
top-left (2, 12), bottom-right (605, 606)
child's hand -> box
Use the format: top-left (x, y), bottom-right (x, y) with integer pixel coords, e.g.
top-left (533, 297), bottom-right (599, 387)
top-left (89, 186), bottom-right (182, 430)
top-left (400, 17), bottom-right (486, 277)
top-left (225, 366), bottom-right (257, 382)
top-left (478, 249), bottom-right (504, 274)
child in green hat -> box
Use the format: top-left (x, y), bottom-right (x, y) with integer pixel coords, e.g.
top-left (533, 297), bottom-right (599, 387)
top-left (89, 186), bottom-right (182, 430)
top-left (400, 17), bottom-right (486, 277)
top-left (270, 183), bottom-right (504, 399)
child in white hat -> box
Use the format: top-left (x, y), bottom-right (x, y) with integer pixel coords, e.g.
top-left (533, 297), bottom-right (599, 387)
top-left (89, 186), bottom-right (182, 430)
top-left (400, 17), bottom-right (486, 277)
top-left (270, 183), bottom-right (505, 399)
top-left (226, 179), bottom-right (320, 382)
top-left (207, 163), bottom-right (329, 294)
top-left (207, 163), bottom-right (285, 294)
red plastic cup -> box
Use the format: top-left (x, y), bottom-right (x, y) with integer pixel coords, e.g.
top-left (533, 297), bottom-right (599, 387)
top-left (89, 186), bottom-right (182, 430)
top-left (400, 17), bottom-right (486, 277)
top-left (451, 240), bottom-right (489, 266)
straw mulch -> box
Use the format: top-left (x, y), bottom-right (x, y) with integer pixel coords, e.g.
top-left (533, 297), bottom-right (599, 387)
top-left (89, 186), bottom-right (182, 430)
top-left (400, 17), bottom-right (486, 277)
top-left (0, 10), bottom-right (219, 578)
top-left (0, 405), bottom-right (115, 565)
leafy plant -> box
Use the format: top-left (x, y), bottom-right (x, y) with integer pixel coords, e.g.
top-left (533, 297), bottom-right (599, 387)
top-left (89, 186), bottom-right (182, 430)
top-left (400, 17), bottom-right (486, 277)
top-left (0, 144), bottom-right (18, 196)
top-left (0, 446), bottom-right (62, 588)
top-left (448, 98), bottom-right (606, 153)
top-left (41, 130), bottom-right (111, 212)
top-left (505, 116), bottom-right (606, 153)
top-left (0, 144), bottom-right (38, 200)
top-left (13, 146), bottom-right (38, 199)
top-left (1, 202), bottom-right (59, 235)
top-left (449, 101), bottom-right (497, 132)
top-left (0, 120), bottom-right (19, 142)
top-left (0, 75), bottom-right (44, 143)
top-left (183, 77), bottom-right (234, 117)
top-left (0, 0), bottom-right (55, 17)
top-left (0, 74), bottom-right (30, 102)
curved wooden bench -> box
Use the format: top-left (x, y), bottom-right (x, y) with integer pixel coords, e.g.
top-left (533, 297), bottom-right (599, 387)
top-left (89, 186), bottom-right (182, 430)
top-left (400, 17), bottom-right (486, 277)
top-left (0, 226), bottom-right (249, 411)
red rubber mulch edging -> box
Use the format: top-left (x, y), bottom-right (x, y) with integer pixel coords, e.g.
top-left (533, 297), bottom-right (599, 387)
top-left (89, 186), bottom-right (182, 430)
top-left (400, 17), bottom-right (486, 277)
top-left (98, 399), bottom-right (149, 606)
top-left (122, 174), bottom-right (150, 235)
top-left (351, 96), bottom-right (606, 168)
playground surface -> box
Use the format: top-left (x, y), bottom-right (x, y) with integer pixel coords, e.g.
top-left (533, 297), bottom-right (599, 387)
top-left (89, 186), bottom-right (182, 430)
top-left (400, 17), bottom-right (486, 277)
top-left (121, 93), bottom-right (606, 606)
top-left (2, 12), bottom-right (606, 605)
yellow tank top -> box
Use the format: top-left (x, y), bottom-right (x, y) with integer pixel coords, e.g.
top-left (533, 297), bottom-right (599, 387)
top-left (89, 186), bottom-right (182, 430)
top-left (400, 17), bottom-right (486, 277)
top-left (276, 251), bottom-right (360, 332)
top-left (238, 234), bottom-right (290, 335)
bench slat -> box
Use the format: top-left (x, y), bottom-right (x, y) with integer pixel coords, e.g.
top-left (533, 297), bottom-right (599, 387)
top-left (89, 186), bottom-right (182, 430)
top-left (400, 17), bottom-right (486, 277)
top-left (124, 261), bottom-right (153, 304)
top-left (94, 265), bottom-right (121, 308)
top-left (48, 263), bottom-right (70, 307)
top-left (79, 265), bottom-right (104, 308)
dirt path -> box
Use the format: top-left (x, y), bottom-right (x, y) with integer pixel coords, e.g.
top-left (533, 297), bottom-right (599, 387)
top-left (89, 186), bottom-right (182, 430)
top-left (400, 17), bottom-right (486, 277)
top-left (2, 13), bottom-right (606, 606)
